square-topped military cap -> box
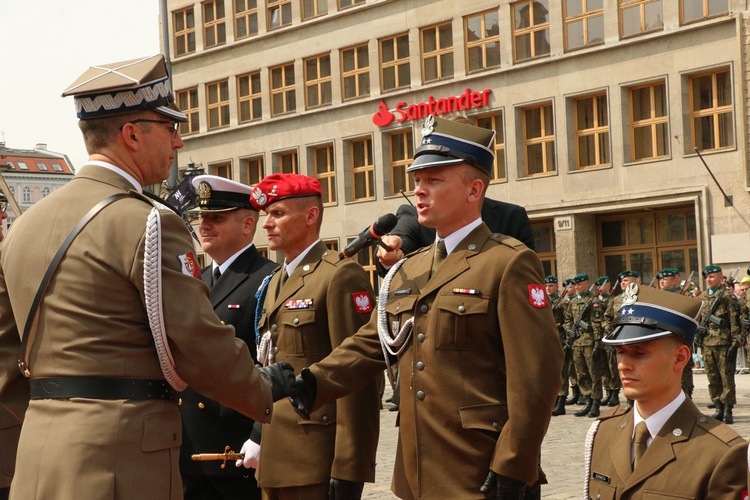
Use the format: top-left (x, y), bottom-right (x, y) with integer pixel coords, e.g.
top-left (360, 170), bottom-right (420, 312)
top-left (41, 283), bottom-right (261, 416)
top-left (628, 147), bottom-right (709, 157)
top-left (407, 115), bottom-right (496, 176)
top-left (62, 54), bottom-right (187, 122)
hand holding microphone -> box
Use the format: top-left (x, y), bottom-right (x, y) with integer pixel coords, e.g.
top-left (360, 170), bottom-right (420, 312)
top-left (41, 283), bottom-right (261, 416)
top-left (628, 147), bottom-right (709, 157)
top-left (339, 213), bottom-right (397, 259)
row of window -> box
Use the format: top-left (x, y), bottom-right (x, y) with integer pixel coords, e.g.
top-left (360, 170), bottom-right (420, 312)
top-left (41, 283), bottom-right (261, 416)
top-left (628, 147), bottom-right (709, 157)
top-left (6, 185), bottom-right (51, 204)
top-left (4, 161), bottom-right (65, 172)
top-left (197, 65), bottom-right (734, 205)
top-left (173, 0), bottom-right (729, 64)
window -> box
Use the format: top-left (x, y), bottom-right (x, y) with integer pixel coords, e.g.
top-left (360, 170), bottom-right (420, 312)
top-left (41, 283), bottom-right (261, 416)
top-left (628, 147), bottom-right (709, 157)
top-left (235, 0), bottom-right (258, 39)
top-left (257, 246), bottom-right (270, 259)
top-left (598, 207), bottom-right (697, 285)
top-left (350, 137), bottom-right (374, 200)
top-left (313, 144), bottom-right (336, 205)
top-left (268, 0), bottom-right (292, 30)
top-left (241, 156), bottom-right (264, 185)
top-left (619, 0), bottom-right (663, 38)
top-left (690, 68), bottom-right (734, 151)
top-left (420, 22), bottom-right (454, 83)
top-left (304, 54), bottom-right (332, 109)
top-left (5, 162), bottom-right (13, 170)
top-left (323, 239), bottom-right (339, 252)
top-left (574, 93), bottom-right (609, 169)
top-left (17, 162), bottom-right (28, 170)
top-left (276, 150), bottom-right (298, 174)
top-left (270, 63), bottom-right (296, 116)
top-left (23, 187), bottom-right (31, 203)
top-left (339, 0), bottom-right (365, 9)
top-left (206, 80), bottom-right (230, 130)
top-left (465, 10), bottom-right (501, 74)
top-left (379, 33), bottom-right (410, 92)
top-left (52, 163), bottom-right (63, 172)
top-left (681, 0), bottom-right (728, 24)
top-left (389, 130), bottom-right (414, 195)
top-left (532, 221), bottom-right (556, 277)
top-left (564, 0), bottom-right (604, 51)
top-left (210, 162), bottom-right (232, 179)
top-left (351, 241), bottom-right (378, 292)
top-left (42, 187), bottom-right (50, 198)
top-left (203, 0), bottom-right (226, 48)
top-left (341, 44), bottom-right (370, 101)
top-left (302, 0), bottom-right (327, 20)
top-left (512, 0), bottom-right (551, 62)
top-left (522, 102), bottom-right (556, 176)
top-left (36, 162), bottom-right (48, 171)
top-left (629, 81), bottom-right (668, 161)
top-left (177, 87), bottom-right (200, 135)
top-left (475, 113), bottom-right (506, 181)
top-left (238, 72), bottom-right (262, 123)
top-left (173, 7), bottom-right (196, 56)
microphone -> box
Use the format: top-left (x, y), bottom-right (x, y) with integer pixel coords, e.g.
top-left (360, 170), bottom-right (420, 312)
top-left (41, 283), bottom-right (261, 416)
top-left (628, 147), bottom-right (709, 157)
top-left (339, 213), bottom-right (398, 259)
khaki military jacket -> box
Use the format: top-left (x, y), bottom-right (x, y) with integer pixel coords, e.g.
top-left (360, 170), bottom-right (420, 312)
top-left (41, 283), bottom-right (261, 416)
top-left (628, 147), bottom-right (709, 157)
top-left (310, 224), bottom-right (562, 499)
top-left (698, 287), bottom-right (740, 347)
top-left (602, 294), bottom-right (626, 337)
top-left (586, 399), bottom-right (747, 499)
top-left (0, 407), bottom-right (19, 489)
top-left (0, 165), bottom-right (272, 500)
top-left (564, 292), bottom-right (597, 346)
top-left (255, 241), bottom-right (380, 488)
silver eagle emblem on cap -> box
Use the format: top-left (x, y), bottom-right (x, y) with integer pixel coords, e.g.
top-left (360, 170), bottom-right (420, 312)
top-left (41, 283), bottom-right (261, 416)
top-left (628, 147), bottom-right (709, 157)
top-left (421, 115), bottom-right (435, 137)
top-left (622, 283), bottom-right (639, 305)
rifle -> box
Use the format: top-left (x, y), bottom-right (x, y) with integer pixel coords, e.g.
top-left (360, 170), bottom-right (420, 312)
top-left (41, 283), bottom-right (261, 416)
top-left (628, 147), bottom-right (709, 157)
top-left (647, 276), bottom-right (656, 288)
top-left (680, 271), bottom-right (695, 295)
top-left (695, 288), bottom-right (725, 347)
top-left (552, 288), bottom-right (569, 312)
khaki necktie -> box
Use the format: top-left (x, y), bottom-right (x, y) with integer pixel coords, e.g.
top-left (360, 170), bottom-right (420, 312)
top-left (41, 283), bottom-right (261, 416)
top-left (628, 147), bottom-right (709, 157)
top-left (431, 240), bottom-right (447, 278)
top-left (633, 421), bottom-right (649, 470)
top-left (277, 267), bottom-right (289, 298)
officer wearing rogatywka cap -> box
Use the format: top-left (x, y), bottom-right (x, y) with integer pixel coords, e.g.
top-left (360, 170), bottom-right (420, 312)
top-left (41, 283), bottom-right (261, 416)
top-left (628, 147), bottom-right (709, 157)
top-left (0, 55), bottom-right (294, 500)
top-left (585, 285), bottom-right (747, 499)
top-left (697, 264), bottom-right (742, 424)
top-left (250, 173), bottom-right (380, 499)
top-left (179, 175), bottom-right (276, 500)
top-left (286, 116), bottom-right (562, 499)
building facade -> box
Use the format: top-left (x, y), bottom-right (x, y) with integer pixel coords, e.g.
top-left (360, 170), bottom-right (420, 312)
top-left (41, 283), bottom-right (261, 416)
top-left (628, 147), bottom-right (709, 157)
top-left (164, 0), bottom-right (750, 286)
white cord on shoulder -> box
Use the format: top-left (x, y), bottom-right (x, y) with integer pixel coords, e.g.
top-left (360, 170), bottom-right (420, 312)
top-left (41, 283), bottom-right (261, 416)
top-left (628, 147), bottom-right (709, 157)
top-left (582, 419), bottom-right (600, 500)
top-left (257, 331), bottom-right (274, 367)
top-left (144, 206), bottom-right (188, 391)
top-left (377, 257), bottom-right (414, 389)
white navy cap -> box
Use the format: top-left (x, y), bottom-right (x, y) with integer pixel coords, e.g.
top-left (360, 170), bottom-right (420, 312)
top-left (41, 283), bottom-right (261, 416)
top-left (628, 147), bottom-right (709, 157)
top-left (191, 175), bottom-right (256, 213)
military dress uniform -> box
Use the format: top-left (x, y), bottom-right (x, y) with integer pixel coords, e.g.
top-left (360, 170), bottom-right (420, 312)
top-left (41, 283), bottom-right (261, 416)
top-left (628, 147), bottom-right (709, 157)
top-left (251, 176), bottom-right (380, 498)
top-left (697, 268), bottom-right (741, 422)
top-left (657, 268), bottom-right (695, 398)
top-left (0, 408), bottom-right (19, 499)
top-left (0, 57), bottom-right (275, 500)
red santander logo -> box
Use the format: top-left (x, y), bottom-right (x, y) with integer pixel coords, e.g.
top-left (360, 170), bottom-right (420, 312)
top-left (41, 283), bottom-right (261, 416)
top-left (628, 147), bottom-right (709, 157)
top-left (372, 88), bottom-right (492, 127)
top-left (372, 101), bottom-right (395, 127)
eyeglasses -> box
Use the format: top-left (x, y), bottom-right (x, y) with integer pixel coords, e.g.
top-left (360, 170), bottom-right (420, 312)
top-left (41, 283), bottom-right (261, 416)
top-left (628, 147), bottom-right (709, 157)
top-left (0, 200), bottom-right (7, 212)
top-left (125, 119), bottom-right (180, 137)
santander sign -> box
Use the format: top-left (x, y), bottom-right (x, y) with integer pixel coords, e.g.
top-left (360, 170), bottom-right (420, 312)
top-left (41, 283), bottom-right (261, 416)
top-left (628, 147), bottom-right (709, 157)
top-left (372, 88), bottom-right (492, 127)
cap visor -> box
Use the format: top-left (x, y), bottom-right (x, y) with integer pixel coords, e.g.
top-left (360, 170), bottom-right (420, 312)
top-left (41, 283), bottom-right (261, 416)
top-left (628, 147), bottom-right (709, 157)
top-left (603, 325), bottom-right (679, 346)
top-left (156, 105), bottom-right (188, 122)
top-left (406, 154), bottom-right (464, 172)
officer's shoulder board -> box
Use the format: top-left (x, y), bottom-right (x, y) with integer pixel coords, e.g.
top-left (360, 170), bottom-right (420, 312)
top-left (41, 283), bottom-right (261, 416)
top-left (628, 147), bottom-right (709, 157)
top-left (130, 189), bottom-right (182, 217)
top-left (490, 233), bottom-right (526, 251)
top-left (597, 404), bottom-right (631, 421)
top-left (697, 414), bottom-right (743, 444)
top-left (405, 245), bottom-right (432, 259)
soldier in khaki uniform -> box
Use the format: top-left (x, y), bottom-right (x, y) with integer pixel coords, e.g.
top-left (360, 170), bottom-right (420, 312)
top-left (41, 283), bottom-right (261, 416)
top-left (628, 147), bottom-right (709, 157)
top-left (585, 285), bottom-right (747, 499)
top-left (564, 273), bottom-right (602, 418)
top-left (250, 173), bottom-right (380, 500)
top-left (696, 265), bottom-right (741, 424)
top-left (0, 55), bottom-right (293, 500)
top-left (287, 116), bottom-right (562, 499)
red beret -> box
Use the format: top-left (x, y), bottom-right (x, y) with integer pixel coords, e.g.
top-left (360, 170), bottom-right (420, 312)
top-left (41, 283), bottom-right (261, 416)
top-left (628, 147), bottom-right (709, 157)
top-left (250, 173), bottom-right (322, 211)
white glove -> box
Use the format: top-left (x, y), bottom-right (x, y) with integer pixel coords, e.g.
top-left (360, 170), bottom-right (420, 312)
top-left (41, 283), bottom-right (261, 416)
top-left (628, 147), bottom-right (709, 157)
top-left (235, 439), bottom-right (260, 469)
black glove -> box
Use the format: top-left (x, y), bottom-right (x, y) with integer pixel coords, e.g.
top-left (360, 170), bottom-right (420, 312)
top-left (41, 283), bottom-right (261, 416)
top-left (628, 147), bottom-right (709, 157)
top-left (592, 343), bottom-right (602, 362)
top-left (479, 471), bottom-right (527, 500)
top-left (328, 478), bottom-right (364, 500)
top-left (565, 328), bottom-right (578, 343)
top-left (257, 361), bottom-right (295, 402)
top-left (727, 345), bottom-right (738, 359)
top-left (695, 326), bottom-right (708, 346)
top-left (289, 367), bottom-right (317, 419)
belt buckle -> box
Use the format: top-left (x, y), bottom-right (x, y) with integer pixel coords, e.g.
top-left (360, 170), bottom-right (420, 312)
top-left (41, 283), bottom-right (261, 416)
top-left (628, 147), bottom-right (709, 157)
top-left (17, 359), bottom-right (31, 378)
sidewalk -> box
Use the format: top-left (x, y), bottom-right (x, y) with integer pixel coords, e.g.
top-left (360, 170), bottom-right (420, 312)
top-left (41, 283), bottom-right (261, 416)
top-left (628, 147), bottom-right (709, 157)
top-left (364, 371), bottom-right (750, 499)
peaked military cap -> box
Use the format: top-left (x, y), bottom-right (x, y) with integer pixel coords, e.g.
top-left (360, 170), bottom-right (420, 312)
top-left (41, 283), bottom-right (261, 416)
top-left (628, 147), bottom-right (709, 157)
top-left (250, 173), bottom-right (322, 211)
top-left (617, 270), bottom-right (640, 280)
top-left (191, 175), bottom-right (255, 213)
top-left (595, 276), bottom-right (610, 286)
top-left (702, 264), bottom-right (722, 277)
top-left (572, 273), bottom-right (589, 284)
top-left (603, 284), bottom-right (703, 347)
top-left (545, 275), bottom-right (558, 284)
top-left (407, 115), bottom-right (496, 175)
top-left (62, 54), bottom-right (187, 122)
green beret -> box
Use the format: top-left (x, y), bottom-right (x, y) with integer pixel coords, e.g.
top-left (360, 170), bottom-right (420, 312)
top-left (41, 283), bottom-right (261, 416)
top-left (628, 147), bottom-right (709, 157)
top-left (658, 268), bottom-right (679, 278)
top-left (573, 273), bottom-right (589, 284)
top-left (545, 275), bottom-right (558, 284)
top-left (562, 279), bottom-right (572, 287)
top-left (595, 276), bottom-right (610, 286)
top-left (617, 270), bottom-right (640, 280)
top-left (702, 264), bottom-right (722, 277)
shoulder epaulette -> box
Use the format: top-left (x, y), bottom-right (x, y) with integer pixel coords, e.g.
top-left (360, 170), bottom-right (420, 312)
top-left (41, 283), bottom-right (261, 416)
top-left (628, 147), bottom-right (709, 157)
top-left (697, 416), bottom-right (743, 444)
top-left (491, 233), bottom-right (527, 251)
top-left (597, 404), bottom-right (631, 421)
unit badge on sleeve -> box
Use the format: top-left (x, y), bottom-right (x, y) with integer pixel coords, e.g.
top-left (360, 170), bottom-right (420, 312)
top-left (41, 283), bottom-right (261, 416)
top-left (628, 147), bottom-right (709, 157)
top-left (178, 252), bottom-right (201, 278)
top-left (528, 284), bottom-right (548, 308)
top-left (352, 291), bottom-right (373, 314)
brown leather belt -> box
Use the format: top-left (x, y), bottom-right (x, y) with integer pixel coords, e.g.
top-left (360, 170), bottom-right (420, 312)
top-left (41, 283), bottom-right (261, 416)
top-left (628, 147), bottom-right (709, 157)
top-left (30, 377), bottom-right (177, 401)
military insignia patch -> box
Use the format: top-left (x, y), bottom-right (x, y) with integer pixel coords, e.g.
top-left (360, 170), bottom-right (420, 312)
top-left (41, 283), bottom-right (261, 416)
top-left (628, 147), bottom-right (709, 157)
top-left (285, 299), bottom-right (313, 309)
top-left (251, 186), bottom-right (267, 207)
top-left (178, 252), bottom-right (200, 278)
top-left (592, 472), bottom-right (610, 484)
top-left (528, 284), bottom-right (548, 308)
top-left (228, 304), bottom-right (240, 309)
top-left (352, 291), bottom-right (373, 314)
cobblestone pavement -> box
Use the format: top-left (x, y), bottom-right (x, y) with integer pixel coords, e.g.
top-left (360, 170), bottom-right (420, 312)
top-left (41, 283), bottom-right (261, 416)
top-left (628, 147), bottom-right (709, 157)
top-left (364, 371), bottom-right (750, 499)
